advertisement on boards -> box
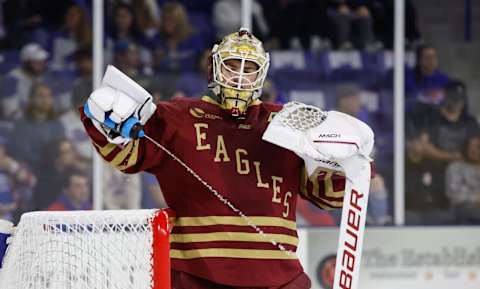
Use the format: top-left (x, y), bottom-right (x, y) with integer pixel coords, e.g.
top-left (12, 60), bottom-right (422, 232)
top-left (298, 227), bottom-right (480, 289)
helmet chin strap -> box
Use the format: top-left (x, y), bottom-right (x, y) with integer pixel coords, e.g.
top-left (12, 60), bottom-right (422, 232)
top-left (209, 85), bottom-right (262, 119)
top-left (208, 72), bottom-right (264, 118)
top-left (221, 87), bottom-right (253, 119)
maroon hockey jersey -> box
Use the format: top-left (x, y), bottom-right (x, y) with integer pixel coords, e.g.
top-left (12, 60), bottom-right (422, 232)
top-left (80, 96), bottom-right (346, 287)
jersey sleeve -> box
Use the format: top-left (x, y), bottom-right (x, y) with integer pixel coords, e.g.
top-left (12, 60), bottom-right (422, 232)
top-left (299, 166), bottom-right (346, 210)
top-left (80, 99), bottom-right (185, 174)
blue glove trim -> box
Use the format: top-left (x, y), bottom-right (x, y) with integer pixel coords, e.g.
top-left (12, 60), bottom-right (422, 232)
top-left (84, 103), bottom-right (144, 139)
top-left (84, 103), bottom-right (116, 130)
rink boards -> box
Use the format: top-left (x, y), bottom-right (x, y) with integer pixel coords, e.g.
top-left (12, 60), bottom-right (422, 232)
top-left (297, 227), bottom-right (480, 289)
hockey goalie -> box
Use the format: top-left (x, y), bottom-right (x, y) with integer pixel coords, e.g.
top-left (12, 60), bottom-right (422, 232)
top-left (81, 28), bottom-right (374, 289)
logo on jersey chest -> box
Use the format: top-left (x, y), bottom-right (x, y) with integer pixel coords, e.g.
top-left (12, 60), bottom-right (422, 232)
top-left (238, 124), bottom-right (251, 130)
top-left (193, 122), bottom-right (292, 218)
top-left (189, 107), bottom-right (223, 120)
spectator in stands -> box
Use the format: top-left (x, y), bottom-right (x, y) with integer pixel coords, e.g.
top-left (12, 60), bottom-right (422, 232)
top-left (0, 1), bottom-right (8, 48)
top-left (367, 172), bottom-right (392, 225)
top-left (335, 83), bottom-right (370, 123)
top-left (108, 41), bottom-right (176, 101)
top-left (405, 131), bottom-right (452, 225)
top-left (327, 0), bottom-right (380, 51)
top-left (107, 3), bottom-right (155, 69)
top-left (127, 0), bottom-right (160, 40)
top-left (34, 139), bottom-right (89, 210)
top-left (213, 0), bottom-right (269, 42)
top-left (174, 48), bottom-right (210, 98)
top-left (157, 0), bottom-right (216, 13)
top-left (379, 0), bottom-right (421, 50)
top-left (409, 81), bottom-right (479, 214)
top-left (113, 40), bottom-right (142, 78)
top-left (5, 43), bottom-right (49, 119)
top-left (9, 82), bottom-right (64, 183)
top-left (446, 136), bottom-right (480, 224)
top-left (103, 168), bottom-right (141, 210)
top-left (49, 5), bottom-right (91, 71)
top-left (47, 170), bottom-right (91, 211)
top-left (2, 0), bottom-right (75, 48)
top-left (71, 48), bottom-right (92, 113)
top-left (421, 81), bottom-right (478, 163)
top-left (0, 136), bottom-right (36, 221)
top-left (53, 139), bottom-right (89, 174)
top-left (60, 83), bottom-right (92, 162)
top-left (405, 45), bottom-right (450, 104)
top-left (337, 84), bottom-right (381, 125)
top-left (108, 3), bottom-right (144, 45)
top-left (112, 40), bottom-right (168, 96)
top-left (261, 0), bottom-right (330, 51)
top-left (151, 2), bottom-right (206, 73)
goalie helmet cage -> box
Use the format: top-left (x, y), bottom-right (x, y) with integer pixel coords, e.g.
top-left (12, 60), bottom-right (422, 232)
top-left (0, 209), bottom-right (174, 289)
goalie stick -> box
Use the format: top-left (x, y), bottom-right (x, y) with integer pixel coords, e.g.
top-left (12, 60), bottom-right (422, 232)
top-left (331, 156), bottom-right (370, 289)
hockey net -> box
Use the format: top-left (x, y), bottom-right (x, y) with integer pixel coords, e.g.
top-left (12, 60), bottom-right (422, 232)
top-left (0, 209), bottom-right (173, 289)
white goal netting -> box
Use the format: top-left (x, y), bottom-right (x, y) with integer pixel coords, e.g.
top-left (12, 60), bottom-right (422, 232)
top-left (0, 209), bottom-right (172, 289)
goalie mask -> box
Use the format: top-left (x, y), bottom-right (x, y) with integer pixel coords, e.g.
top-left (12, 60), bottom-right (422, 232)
top-left (209, 28), bottom-right (270, 118)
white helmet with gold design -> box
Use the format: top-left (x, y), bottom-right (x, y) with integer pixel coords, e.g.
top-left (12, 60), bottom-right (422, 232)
top-left (209, 28), bottom-right (270, 118)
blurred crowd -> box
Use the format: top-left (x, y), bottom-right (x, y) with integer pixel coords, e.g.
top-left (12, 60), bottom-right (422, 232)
top-left (0, 0), bottom-right (477, 226)
top-left (404, 45), bottom-right (480, 225)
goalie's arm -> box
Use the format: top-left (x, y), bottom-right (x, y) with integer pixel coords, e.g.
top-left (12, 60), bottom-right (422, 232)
top-left (299, 166), bottom-right (346, 210)
top-left (80, 101), bottom-right (181, 174)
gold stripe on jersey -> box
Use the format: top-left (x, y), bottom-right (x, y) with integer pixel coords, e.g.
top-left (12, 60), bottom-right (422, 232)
top-left (118, 139), bottom-right (140, 170)
top-left (110, 141), bottom-right (135, 167)
top-left (94, 142), bottom-right (117, 157)
top-left (170, 232), bottom-right (298, 246)
top-left (171, 248), bottom-right (297, 260)
top-left (175, 216), bottom-right (297, 231)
